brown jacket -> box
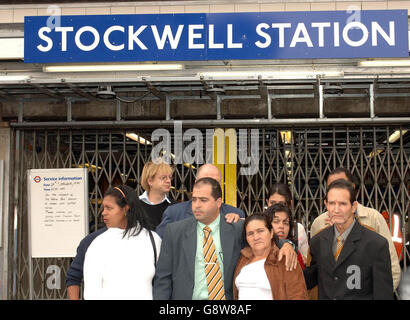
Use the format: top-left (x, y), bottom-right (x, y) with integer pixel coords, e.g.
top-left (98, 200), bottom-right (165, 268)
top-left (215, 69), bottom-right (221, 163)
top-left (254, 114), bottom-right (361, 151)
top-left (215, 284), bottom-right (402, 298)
top-left (233, 243), bottom-right (308, 300)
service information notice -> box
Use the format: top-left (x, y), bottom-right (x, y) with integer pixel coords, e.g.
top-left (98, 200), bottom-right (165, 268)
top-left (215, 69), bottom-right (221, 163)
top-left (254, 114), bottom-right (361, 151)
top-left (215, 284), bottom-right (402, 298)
top-left (28, 168), bottom-right (88, 258)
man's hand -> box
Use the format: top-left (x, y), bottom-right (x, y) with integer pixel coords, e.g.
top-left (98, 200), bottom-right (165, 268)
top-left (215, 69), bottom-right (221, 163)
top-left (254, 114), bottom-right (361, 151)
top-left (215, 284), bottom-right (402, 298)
top-left (278, 242), bottom-right (298, 271)
top-left (325, 213), bottom-right (334, 227)
top-left (224, 213), bottom-right (240, 224)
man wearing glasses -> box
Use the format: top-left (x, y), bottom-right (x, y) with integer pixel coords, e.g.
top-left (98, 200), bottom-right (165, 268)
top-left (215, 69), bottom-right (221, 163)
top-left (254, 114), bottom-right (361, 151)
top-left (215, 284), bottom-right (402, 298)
top-left (139, 159), bottom-right (176, 228)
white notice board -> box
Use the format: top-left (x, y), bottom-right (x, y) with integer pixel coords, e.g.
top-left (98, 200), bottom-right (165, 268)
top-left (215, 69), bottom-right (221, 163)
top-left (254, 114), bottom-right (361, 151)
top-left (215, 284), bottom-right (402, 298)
top-left (28, 168), bottom-right (89, 258)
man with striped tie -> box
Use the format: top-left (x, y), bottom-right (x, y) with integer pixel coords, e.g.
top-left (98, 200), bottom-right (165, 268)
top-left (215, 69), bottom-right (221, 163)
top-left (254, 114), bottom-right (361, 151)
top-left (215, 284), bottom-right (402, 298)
top-left (303, 179), bottom-right (393, 300)
top-left (153, 177), bottom-right (297, 300)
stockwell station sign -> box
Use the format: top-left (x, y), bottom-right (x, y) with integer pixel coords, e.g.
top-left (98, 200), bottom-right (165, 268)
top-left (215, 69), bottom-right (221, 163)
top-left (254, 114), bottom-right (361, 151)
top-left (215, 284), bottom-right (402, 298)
top-left (24, 10), bottom-right (409, 63)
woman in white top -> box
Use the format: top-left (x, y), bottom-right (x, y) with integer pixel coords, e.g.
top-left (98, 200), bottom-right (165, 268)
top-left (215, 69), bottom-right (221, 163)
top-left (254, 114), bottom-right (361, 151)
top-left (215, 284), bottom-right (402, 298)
top-left (233, 213), bottom-right (308, 300)
top-left (83, 185), bottom-right (161, 300)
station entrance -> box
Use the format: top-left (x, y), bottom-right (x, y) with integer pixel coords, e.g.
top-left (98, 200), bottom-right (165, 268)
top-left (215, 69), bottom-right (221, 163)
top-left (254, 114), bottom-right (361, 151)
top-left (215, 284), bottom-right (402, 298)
top-left (8, 124), bottom-right (409, 299)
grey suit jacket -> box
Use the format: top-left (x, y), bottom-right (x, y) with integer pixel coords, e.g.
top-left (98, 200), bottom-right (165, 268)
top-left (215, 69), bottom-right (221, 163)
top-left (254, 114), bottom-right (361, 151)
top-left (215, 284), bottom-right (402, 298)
top-left (153, 213), bottom-right (245, 300)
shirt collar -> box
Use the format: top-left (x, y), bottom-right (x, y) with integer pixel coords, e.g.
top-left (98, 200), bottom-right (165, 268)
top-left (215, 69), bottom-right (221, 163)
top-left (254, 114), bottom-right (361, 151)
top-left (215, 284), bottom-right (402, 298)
top-left (334, 218), bottom-right (356, 241)
top-left (139, 191), bottom-right (171, 205)
top-left (197, 214), bottom-right (221, 233)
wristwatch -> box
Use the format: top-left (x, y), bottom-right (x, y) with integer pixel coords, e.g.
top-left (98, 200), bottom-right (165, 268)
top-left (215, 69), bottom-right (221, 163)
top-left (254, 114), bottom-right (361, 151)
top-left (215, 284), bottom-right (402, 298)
top-left (279, 239), bottom-right (297, 251)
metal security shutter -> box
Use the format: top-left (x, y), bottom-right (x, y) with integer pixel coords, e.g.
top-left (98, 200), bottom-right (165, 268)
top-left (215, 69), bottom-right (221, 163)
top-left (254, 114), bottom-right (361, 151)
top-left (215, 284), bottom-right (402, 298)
top-left (9, 125), bottom-right (409, 299)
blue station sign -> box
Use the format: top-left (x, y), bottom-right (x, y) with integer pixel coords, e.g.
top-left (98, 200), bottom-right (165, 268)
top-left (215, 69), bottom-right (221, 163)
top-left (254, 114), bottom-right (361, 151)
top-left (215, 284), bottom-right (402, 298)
top-left (24, 10), bottom-right (409, 63)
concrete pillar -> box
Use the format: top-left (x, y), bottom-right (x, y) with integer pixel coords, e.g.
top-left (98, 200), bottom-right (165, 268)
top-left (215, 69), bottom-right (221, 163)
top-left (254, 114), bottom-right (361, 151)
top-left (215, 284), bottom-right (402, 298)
top-left (0, 123), bottom-right (10, 299)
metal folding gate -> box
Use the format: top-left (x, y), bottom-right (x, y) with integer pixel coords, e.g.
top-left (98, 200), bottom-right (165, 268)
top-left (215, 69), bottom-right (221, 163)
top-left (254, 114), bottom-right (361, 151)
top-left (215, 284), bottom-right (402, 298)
top-left (8, 125), bottom-right (410, 299)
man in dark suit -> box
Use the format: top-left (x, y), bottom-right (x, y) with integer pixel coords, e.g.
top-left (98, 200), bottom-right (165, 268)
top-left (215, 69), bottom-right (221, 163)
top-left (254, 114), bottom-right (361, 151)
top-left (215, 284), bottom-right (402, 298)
top-left (156, 164), bottom-right (245, 238)
top-left (153, 177), bottom-right (244, 300)
top-left (304, 179), bottom-right (393, 300)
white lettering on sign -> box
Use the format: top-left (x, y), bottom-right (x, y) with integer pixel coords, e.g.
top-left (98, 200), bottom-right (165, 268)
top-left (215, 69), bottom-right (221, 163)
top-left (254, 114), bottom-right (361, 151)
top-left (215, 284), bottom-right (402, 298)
top-left (209, 24), bottom-right (224, 49)
top-left (271, 23), bottom-right (292, 48)
top-left (342, 22), bottom-right (368, 47)
top-left (334, 22), bottom-right (340, 47)
top-left (34, 21), bottom-right (397, 53)
top-left (37, 27), bottom-right (53, 52)
top-left (188, 24), bottom-right (204, 49)
top-left (255, 23), bottom-right (271, 48)
top-left (151, 25), bottom-right (184, 50)
top-left (290, 22), bottom-right (314, 48)
top-left (75, 26), bottom-right (100, 51)
top-left (254, 21), bottom-right (395, 49)
top-left (104, 25), bottom-right (125, 51)
top-left (311, 22), bottom-right (331, 47)
top-left (227, 24), bottom-right (242, 48)
top-left (55, 27), bottom-right (74, 51)
top-left (128, 25), bottom-right (148, 50)
top-left (372, 21), bottom-right (395, 46)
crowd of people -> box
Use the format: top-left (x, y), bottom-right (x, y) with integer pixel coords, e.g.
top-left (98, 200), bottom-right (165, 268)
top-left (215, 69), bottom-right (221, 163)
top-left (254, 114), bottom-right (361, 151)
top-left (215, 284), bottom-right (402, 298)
top-left (66, 161), bottom-right (400, 300)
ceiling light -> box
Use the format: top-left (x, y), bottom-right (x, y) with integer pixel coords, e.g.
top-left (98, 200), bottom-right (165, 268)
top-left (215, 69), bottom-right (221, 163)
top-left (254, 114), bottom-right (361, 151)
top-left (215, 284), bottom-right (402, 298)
top-left (43, 64), bottom-right (184, 72)
top-left (280, 131), bottom-right (293, 144)
top-left (126, 133), bottom-right (152, 145)
top-left (198, 70), bottom-right (342, 79)
top-left (358, 60), bottom-right (410, 67)
top-left (388, 130), bottom-right (408, 143)
top-left (0, 75), bottom-right (29, 82)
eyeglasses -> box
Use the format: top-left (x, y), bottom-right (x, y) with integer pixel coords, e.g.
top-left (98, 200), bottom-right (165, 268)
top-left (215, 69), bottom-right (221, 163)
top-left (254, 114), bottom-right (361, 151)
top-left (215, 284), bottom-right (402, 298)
top-left (158, 175), bottom-right (173, 182)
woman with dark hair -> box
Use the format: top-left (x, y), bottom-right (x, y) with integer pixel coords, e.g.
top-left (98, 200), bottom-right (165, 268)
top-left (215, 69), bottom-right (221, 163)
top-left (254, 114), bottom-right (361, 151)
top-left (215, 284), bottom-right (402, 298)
top-left (233, 213), bottom-right (308, 300)
top-left (83, 185), bottom-right (161, 299)
top-left (265, 204), bottom-right (306, 269)
top-left (267, 183), bottom-right (293, 208)
top-left (266, 183), bottom-right (309, 264)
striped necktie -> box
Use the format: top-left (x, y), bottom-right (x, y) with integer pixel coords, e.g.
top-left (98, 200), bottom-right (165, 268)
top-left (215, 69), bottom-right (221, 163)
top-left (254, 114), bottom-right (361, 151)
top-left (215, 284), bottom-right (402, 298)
top-left (334, 236), bottom-right (344, 261)
top-left (203, 226), bottom-right (226, 300)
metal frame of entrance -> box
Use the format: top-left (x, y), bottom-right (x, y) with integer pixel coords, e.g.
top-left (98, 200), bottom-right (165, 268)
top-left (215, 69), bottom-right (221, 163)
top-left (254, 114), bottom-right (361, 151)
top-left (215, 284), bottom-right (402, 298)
top-left (2, 62), bottom-right (410, 300)
top-left (7, 124), bottom-right (410, 299)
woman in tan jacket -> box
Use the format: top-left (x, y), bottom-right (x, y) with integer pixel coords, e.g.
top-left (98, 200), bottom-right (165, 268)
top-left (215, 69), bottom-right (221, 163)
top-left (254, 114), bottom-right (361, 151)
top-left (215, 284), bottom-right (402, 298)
top-left (233, 213), bottom-right (308, 300)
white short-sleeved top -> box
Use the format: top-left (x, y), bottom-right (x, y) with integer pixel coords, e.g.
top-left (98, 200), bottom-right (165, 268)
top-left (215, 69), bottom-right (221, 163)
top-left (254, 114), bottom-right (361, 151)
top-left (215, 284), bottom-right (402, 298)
top-left (297, 223), bottom-right (309, 259)
top-left (235, 259), bottom-right (273, 300)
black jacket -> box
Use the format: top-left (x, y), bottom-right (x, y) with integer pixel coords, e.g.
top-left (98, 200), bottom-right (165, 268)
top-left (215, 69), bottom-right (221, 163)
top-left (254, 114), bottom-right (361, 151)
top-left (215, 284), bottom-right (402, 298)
top-left (66, 227), bottom-right (107, 287)
top-left (304, 220), bottom-right (393, 300)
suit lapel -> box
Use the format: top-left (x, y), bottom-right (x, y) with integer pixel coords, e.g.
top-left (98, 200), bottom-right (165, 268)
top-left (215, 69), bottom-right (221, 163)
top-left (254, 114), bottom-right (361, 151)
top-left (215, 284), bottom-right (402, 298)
top-left (335, 221), bottom-right (361, 268)
top-left (182, 218), bottom-right (197, 285)
top-left (220, 215), bottom-right (235, 280)
top-left (320, 227), bottom-right (336, 268)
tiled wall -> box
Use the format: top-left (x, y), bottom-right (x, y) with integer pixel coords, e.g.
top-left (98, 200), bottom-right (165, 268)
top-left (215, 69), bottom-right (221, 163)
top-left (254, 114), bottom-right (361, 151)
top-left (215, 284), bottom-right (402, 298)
top-left (0, 1), bottom-right (409, 23)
